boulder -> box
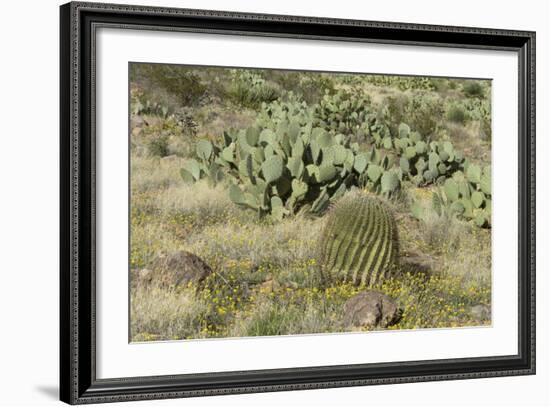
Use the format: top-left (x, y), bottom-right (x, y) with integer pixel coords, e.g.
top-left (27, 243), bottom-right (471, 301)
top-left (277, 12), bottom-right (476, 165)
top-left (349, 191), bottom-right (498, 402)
top-left (343, 291), bottom-right (402, 330)
top-left (148, 251), bottom-right (213, 288)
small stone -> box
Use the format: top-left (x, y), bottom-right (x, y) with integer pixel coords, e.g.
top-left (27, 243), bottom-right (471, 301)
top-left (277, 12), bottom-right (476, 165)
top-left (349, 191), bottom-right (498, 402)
top-left (149, 251), bottom-right (213, 288)
top-left (343, 291), bottom-right (402, 330)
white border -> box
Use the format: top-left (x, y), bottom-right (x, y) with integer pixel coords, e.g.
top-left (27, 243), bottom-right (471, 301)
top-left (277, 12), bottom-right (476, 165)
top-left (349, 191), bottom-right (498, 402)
top-left (96, 28), bottom-right (518, 379)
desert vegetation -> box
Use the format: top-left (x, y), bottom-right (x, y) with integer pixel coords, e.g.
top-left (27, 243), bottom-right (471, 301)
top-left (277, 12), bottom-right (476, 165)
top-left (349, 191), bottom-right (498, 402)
top-left (129, 63), bottom-right (492, 341)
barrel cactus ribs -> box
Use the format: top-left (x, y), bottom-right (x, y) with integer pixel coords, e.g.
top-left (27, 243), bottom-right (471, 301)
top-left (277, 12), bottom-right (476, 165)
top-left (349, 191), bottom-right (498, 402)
top-left (318, 193), bottom-right (399, 287)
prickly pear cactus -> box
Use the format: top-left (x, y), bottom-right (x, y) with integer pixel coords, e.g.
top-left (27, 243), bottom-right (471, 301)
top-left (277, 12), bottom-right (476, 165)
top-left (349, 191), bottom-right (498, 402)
top-left (318, 193), bottom-right (399, 287)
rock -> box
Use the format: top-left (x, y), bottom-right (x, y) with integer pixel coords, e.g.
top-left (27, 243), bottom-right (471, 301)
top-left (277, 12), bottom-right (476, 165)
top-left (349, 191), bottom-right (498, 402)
top-left (149, 251), bottom-right (213, 288)
top-left (470, 304), bottom-right (491, 321)
top-left (343, 291), bottom-right (402, 330)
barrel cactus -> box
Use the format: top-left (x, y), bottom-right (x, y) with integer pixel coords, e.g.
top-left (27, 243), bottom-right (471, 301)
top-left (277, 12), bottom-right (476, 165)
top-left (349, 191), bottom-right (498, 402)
top-left (318, 193), bottom-right (399, 287)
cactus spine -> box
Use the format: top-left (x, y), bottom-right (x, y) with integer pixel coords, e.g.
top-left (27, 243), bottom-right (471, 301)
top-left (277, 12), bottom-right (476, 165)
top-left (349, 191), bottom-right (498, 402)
top-left (318, 193), bottom-right (398, 287)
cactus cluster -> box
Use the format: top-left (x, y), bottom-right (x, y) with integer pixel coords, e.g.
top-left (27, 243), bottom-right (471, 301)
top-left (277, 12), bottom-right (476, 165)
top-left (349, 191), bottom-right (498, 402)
top-left (365, 75), bottom-right (437, 91)
top-left (227, 69), bottom-right (280, 108)
top-left (256, 93), bottom-right (313, 130)
top-left (131, 98), bottom-right (170, 118)
top-left (226, 123), bottom-right (355, 219)
top-left (181, 117), bottom-right (402, 220)
top-left (318, 193), bottom-right (399, 287)
top-left (180, 91), bottom-right (479, 225)
top-left (392, 123), bottom-right (466, 186)
top-left (313, 89), bottom-right (390, 143)
top-left (412, 164), bottom-right (491, 228)
top-left (179, 139), bottom-right (224, 186)
top-left (355, 147), bottom-right (402, 196)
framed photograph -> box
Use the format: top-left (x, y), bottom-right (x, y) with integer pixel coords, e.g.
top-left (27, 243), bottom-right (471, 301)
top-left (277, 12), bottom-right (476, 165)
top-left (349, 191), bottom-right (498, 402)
top-left (60, 1), bottom-right (536, 404)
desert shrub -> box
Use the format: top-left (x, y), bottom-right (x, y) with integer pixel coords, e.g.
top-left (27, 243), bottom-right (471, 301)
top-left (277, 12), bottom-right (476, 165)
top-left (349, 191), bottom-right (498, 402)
top-left (403, 93), bottom-right (445, 138)
top-left (364, 75), bottom-right (437, 91)
top-left (380, 92), bottom-right (445, 141)
top-left (265, 70), bottom-right (302, 93)
top-left (130, 63), bottom-right (206, 106)
top-left (133, 114), bottom-right (195, 158)
top-left (296, 73), bottom-right (336, 105)
top-left (130, 87), bottom-right (171, 118)
top-left (462, 81), bottom-right (485, 98)
top-left (446, 103), bottom-right (466, 124)
top-left (417, 205), bottom-right (467, 251)
top-left (227, 69), bottom-right (281, 109)
top-left (382, 94), bottom-right (410, 136)
top-left (445, 97), bottom-right (491, 140)
top-left (147, 134), bottom-right (169, 157)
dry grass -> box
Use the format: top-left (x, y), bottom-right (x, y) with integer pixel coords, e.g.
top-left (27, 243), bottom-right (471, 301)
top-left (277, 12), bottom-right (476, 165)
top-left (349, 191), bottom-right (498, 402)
top-left (184, 213), bottom-right (324, 270)
top-left (446, 121), bottom-right (491, 164)
top-left (130, 178), bottom-right (491, 340)
top-left (131, 285), bottom-right (208, 341)
top-left (131, 154), bottom-right (187, 193)
top-left (195, 105), bottom-right (257, 140)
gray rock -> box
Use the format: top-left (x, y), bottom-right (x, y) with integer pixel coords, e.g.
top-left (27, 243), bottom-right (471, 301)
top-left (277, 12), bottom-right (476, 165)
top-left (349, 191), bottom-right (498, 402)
top-left (148, 251), bottom-right (213, 288)
top-left (343, 291), bottom-right (402, 330)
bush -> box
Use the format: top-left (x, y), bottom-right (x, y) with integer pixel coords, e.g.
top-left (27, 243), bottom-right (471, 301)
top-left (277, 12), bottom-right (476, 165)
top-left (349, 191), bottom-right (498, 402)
top-left (147, 134), bottom-right (169, 157)
top-left (446, 104), bottom-right (466, 124)
top-left (130, 87), bottom-right (171, 118)
top-left (403, 94), bottom-right (445, 138)
top-left (130, 63), bottom-right (206, 106)
top-left (296, 73), bottom-right (336, 105)
top-left (364, 75), bottom-right (437, 91)
top-left (227, 70), bottom-right (281, 109)
top-left (372, 93), bottom-right (443, 139)
top-left (383, 94), bottom-right (409, 136)
top-left (445, 97), bottom-right (491, 140)
top-left (462, 81), bottom-right (485, 98)
top-left (265, 70), bottom-right (302, 93)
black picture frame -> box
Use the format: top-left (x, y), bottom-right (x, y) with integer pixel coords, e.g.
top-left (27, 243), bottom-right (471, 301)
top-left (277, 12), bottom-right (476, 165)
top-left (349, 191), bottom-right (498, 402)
top-left (60, 1), bottom-right (536, 404)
